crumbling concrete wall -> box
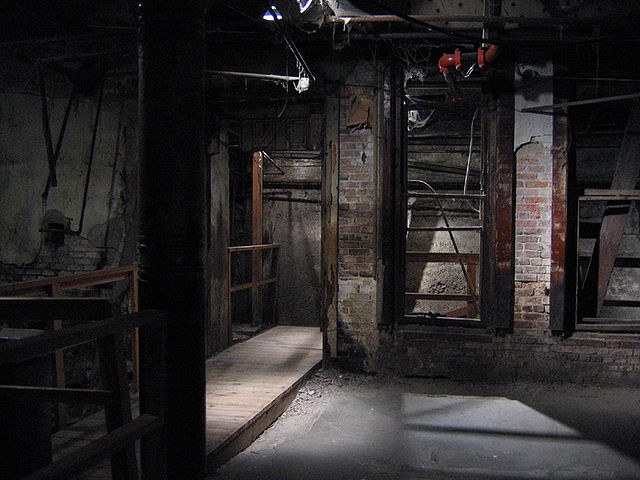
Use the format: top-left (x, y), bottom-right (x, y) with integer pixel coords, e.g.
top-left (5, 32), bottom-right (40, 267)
top-left (0, 90), bottom-right (137, 283)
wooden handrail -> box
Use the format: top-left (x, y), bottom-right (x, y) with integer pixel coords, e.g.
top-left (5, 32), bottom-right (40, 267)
top-left (228, 243), bottom-right (281, 253)
top-left (23, 414), bottom-right (164, 480)
top-left (0, 310), bottom-right (164, 365)
top-left (0, 309), bottom-right (168, 480)
top-left (227, 244), bottom-right (280, 333)
top-left (0, 265), bottom-right (139, 297)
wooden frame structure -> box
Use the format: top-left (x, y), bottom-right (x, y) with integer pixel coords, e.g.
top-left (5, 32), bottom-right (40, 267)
top-left (0, 310), bottom-right (167, 480)
top-left (0, 266), bottom-right (140, 425)
top-left (227, 244), bottom-right (281, 340)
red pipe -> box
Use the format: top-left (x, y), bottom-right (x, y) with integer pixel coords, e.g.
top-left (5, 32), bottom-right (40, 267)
top-left (438, 44), bottom-right (499, 72)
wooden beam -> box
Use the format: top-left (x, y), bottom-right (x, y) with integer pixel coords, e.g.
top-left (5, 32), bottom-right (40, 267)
top-left (405, 293), bottom-right (473, 301)
top-left (550, 66), bottom-right (577, 333)
top-left (0, 311), bottom-right (165, 365)
top-left (406, 252), bottom-right (480, 263)
top-left (0, 385), bottom-right (113, 403)
top-left (252, 151), bottom-right (264, 327)
top-left (23, 415), bottom-right (163, 480)
top-left (322, 96), bottom-right (339, 359)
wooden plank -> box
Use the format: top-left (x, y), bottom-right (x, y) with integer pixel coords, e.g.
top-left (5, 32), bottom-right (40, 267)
top-left (0, 311), bottom-right (165, 367)
top-left (205, 326), bottom-right (321, 469)
top-left (405, 293), bottom-right (472, 301)
top-left (406, 252), bottom-right (480, 263)
top-left (0, 297), bottom-right (112, 326)
top-left (582, 102), bottom-right (640, 316)
top-left (576, 322), bottom-right (640, 333)
top-left (228, 244), bottom-right (280, 253)
top-left (230, 277), bottom-right (277, 293)
top-left (24, 415), bottom-right (162, 480)
top-left (97, 331), bottom-right (137, 479)
top-left (0, 385), bottom-right (113, 403)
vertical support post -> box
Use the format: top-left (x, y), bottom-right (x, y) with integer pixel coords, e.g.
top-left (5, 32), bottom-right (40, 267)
top-left (140, 313), bottom-right (168, 480)
top-left (98, 329), bottom-right (138, 480)
top-left (322, 97), bottom-right (339, 359)
top-left (129, 268), bottom-right (140, 392)
top-left (481, 54), bottom-right (515, 331)
top-left (550, 66), bottom-right (576, 333)
top-left (138, 1), bottom-right (207, 478)
top-left (392, 67), bottom-right (408, 325)
top-left (50, 282), bottom-right (67, 428)
top-left (252, 152), bottom-right (264, 326)
top-left (227, 249), bottom-right (233, 345)
top-left (207, 127), bottom-right (230, 354)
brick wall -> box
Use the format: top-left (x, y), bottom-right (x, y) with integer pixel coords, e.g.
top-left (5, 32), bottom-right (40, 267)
top-left (376, 141), bottom-right (640, 385)
top-left (336, 92), bottom-right (379, 369)
top-left (0, 235), bottom-right (114, 284)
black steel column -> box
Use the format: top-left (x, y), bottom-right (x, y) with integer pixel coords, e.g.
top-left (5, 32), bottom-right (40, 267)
top-left (138, 1), bottom-right (207, 478)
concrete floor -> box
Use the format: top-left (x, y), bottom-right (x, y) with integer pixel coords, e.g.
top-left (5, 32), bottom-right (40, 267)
top-left (209, 369), bottom-right (640, 480)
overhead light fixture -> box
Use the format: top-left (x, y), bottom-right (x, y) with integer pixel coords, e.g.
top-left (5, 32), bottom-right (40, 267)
top-left (262, 6), bottom-right (282, 21)
top-left (298, 0), bottom-right (313, 13)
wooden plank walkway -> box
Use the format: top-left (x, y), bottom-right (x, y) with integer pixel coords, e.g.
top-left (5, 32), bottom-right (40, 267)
top-left (50, 325), bottom-right (322, 478)
top-left (206, 326), bottom-right (323, 469)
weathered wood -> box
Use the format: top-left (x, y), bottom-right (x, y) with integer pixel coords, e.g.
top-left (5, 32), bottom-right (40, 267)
top-left (0, 266), bottom-right (139, 297)
top-left (576, 322), bottom-right (640, 333)
top-left (582, 102), bottom-right (640, 316)
top-left (466, 263), bottom-right (477, 317)
top-left (229, 243), bottom-right (281, 253)
top-left (550, 68), bottom-right (577, 333)
top-left (252, 151), bottom-right (264, 326)
top-left (322, 96), bottom-right (339, 359)
top-left (205, 326), bottom-right (322, 469)
top-left (481, 55), bottom-right (515, 330)
top-left (405, 292), bottom-right (473, 301)
top-left (0, 310), bottom-right (163, 365)
top-left (207, 125), bottom-right (231, 355)
top-left (230, 277), bottom-right (278, 293)
top-left (0, 385), bottom-right (113, 403)
top-left (97, 331), bottom-right (138, 479)
top-left (140, 309), bottom-right (168, 480)
top-left (0, 297), bottom-right (112, 326)
top-left (24, 414), bottom-right (163, 480)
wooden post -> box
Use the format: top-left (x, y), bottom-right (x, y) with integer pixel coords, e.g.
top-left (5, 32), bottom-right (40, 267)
top-left (129, 268), bottom-right (139, 392)
top-left (252, 152), bottom-right (264, 326)
top-left (550, 65), bottom-right (576, 333)
top-left (322, 97), bottom-right (339, 359)
top-left (138, 1), bottom-right (207, 478)
top-left (97, 329), bottom-right (138, 480)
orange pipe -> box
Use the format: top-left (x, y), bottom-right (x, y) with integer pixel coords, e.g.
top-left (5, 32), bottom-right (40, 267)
top-left (438, 45), bottom-right (499, 72)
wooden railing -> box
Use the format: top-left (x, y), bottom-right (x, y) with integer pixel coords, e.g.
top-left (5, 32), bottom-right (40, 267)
top-left (0, 310), bottom-right (167, 480)
top-left (0, 266), bottom-right (140, 425)
top-left (228, 244), bottom-right (280, 331)
top-left (405, 252), bottom-right (479, 318)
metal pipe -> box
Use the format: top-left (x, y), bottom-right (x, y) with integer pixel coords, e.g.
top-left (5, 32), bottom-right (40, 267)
top-left (39, 66), bottom-right (57, 187)
top-left (76, 79), bottom-right (105, 235)
top-left (207, 70), bottom-right (305, 82)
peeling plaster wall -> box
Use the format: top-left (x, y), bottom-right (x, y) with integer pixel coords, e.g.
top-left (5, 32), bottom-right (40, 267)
top-left (0, 90), bottom-right (137, 282)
